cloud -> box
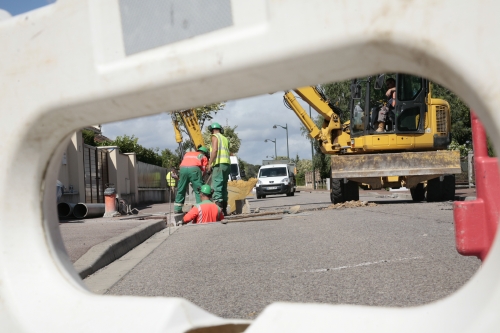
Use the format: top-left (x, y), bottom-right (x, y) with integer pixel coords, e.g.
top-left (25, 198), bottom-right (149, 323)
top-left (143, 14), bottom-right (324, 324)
top-left (101, 93), bottom-right (316, 165)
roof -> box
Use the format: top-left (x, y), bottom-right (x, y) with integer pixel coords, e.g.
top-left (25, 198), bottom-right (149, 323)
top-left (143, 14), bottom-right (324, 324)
top-left (94, 134), bottom-right (112, 143)
top-left (260, 164), bottom-right (288, 169)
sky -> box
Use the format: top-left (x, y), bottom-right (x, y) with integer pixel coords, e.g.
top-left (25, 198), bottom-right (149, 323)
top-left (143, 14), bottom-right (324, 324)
top-left (100, 94), bottom-right (316, 165)
top-left (0, 0), bottom-right (55, 16)
top-left (1, 0), bottom-right (316, 165)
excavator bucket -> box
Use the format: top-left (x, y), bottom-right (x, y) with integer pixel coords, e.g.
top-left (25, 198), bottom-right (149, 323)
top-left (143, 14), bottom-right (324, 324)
top-left (227, 178), bottom-right (258, 214)
top-left (330, 150), bottom-right (461, 178)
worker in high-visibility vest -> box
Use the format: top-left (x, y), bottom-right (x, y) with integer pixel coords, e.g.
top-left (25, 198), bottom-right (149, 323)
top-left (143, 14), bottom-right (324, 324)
top-left (166, 169), bottom-right (178, 187)
top-left (166, 168), bottom-right (178, 203)
top-left (174, 146), bottom-right (209, 214)
top-left (206, 122), bottom-right (230, 215)
top-left (182, 184), bottom-right (224, 224)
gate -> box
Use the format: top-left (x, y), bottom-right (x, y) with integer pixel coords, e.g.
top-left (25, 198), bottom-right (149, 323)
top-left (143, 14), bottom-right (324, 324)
top-left (83, 144), bottom-right (109, 203)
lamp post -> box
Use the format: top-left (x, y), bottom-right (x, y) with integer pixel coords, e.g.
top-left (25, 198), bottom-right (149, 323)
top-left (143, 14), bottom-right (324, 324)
top-left (264, 138), bottom-right (277, 159)
top-left (273, 123), bottom-right (289, 160)
top-left (309, 105), bottom-right (316, 189)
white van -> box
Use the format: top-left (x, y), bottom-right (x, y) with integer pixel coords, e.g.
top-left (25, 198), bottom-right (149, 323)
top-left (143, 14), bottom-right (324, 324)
top-left (229, 155), bottom-right (245, 180)
top-left (255, 163), bottom-right (295, 199)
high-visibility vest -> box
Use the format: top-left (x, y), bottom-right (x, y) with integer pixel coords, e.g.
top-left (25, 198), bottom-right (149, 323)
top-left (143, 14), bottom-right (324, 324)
top-left (183, 200), bottom-right (224, 224)
top-left (166, 172), bottom-right (176, 187)
top-left (180, 151), bottom-right (207, 168)
top-left (210, 133), bottom-right (230, 165)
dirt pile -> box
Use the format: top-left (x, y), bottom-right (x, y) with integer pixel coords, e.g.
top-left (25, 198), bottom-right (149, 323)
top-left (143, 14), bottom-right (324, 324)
top-left (228, 178), bottom-right (258, 189)
top-left (227, 178), bottom-right (258, 214)
top-left (327, 201), bottom-right (377, 209)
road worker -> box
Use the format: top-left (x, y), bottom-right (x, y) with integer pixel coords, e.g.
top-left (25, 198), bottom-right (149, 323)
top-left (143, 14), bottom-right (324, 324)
top-left (206, 122), bottom-right (230, 215)
top-left (173, 146), bottom-right (209, 214)
top-left (166, 168), bottom-right (178, 202)
top-left (182, 184), bottom-right (224, 224)
top-left (166, 168), bottom-right (178, 187)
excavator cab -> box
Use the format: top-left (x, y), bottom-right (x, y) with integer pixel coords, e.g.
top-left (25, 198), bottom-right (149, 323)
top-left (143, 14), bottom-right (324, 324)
top-left (349, 74), bottom-right (429, 137)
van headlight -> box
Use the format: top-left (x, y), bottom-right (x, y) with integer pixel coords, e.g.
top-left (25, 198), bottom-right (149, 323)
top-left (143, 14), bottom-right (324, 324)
top-left (257, 180), bottom-right (262, 186)
top-left (281, 178), bottom-right (289, 184)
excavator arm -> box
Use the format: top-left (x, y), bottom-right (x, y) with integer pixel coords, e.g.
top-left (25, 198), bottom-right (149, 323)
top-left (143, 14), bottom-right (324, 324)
top-left (283, 86), bottom-right (349, 154)
top-left (171, 109), bottom-right (205, 155)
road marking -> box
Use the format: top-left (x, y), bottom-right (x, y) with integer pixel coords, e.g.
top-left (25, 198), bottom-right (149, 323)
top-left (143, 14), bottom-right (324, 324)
top-left (305, 256), bottom-right (423, 273)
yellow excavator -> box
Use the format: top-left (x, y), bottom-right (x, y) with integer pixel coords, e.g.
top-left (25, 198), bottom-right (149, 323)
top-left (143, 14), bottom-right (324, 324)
top-left (171, 110), bottom-right (256, 214)
top-left (284, 74), bottom-right (461, 203)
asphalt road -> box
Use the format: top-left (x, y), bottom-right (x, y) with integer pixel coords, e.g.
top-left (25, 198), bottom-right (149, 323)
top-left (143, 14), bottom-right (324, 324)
top-left (107, 191), bottom-right (481, 319)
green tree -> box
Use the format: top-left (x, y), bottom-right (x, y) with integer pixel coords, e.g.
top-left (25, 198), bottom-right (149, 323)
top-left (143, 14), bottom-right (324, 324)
top-left (97, 134), bottom-right (163, 166)
top-left (174, 102), bottom-right (226, 152)
top-left (298, 113), bottom-right (331, 179)
top-left (321, 81), bottom-right (351, 122)
top-left (432, 83), bottom-right (471, 145)
top-left (161, 148), bottom-right (181, 169)
top-left (295, 158), bottom-right (312, 186)
top-left (239, 160), bottom-right (260, 179)
top-left (192, 103), bottom-right (226, 132)
top-left (296, 159), bottom-right (312, 174)
top-left (238, 158), bottom-right (246, 180)
top-left (202, 124), bottom-right (241, 154)
top-left (82, 129), bottom-right (97, 146)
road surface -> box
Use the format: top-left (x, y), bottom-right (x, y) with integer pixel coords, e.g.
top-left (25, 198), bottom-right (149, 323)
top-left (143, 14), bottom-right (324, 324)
top-left (105, 191), bottom-right (481, 319)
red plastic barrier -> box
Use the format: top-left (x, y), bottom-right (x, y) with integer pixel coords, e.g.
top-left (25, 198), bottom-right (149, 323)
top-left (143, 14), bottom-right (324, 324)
top-left (454, 111), bottom-right (500, 261)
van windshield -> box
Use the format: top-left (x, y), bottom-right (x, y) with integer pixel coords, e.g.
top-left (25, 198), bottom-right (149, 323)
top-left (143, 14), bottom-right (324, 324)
top-left (230, 164), bottom-right (239, 177)
top-left (259, 167), bottom-right (287, 178)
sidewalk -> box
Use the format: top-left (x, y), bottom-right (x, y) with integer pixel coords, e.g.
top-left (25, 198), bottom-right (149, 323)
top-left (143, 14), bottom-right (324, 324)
top-left (59, 202), bottom-right (176, 278)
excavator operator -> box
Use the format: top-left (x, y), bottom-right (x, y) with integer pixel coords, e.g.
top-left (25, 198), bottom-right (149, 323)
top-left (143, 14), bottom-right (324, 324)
top-left (376, 77), bottom-right (396, 132)
top-left (173, 146), bottom-right (209, 214)
top-left (207, 122), bottom-right (230, 215)
top-left (385, 78), bottom-right (396, 107)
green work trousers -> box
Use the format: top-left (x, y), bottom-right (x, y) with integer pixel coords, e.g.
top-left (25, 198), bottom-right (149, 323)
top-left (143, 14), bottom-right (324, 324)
top-left (211, 163), bottom-right (230, 203)
top-left (174, 167), bottom-right (203, 213)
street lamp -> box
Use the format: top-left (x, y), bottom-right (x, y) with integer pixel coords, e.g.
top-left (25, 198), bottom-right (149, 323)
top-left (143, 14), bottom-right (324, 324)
top-left (309, 105), bottom-right (316, 189)
top-left (273, 123), bottom-right (289, 160)
top-left (264, 138), bottom-right (277, 159)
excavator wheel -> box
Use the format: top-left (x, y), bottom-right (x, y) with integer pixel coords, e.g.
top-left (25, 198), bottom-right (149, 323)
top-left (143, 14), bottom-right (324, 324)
top-left (330, 178), bottom-right (344, 204)
top-left (330, 178), bottom-right (358, 203)
top-left (426, 177), bottom-right (443, 202)
top-left (442, 174), bottom-right (456, 201)
top-left (344, 180), bottom-right (359, 201)
top-left (410, 183), bottom-right (425, 202)
top-left (425, 175), bottom-right (456, 202)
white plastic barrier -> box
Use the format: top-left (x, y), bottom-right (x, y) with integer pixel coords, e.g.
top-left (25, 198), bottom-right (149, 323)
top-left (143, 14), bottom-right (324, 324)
top-left (1, 0), bottom-right (499, 332)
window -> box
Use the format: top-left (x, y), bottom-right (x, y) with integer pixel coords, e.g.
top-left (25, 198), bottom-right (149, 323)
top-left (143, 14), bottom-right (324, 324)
top-left (230, 163), bottom-right (239, 176)
top-left (397, 107), bottom-right (421, 131)
top-left (351, 102), bottom-right (365, 135)
top-left (397, 75), bottom-right (422, 101)
top-left (259, 167), bottom-right (287, 177)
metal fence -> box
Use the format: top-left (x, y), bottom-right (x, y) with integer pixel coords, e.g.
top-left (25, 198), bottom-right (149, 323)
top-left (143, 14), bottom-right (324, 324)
top-left (83, 144), bottom-right (109, 203)
top-left (137, 161), bottom-right (166, 188)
